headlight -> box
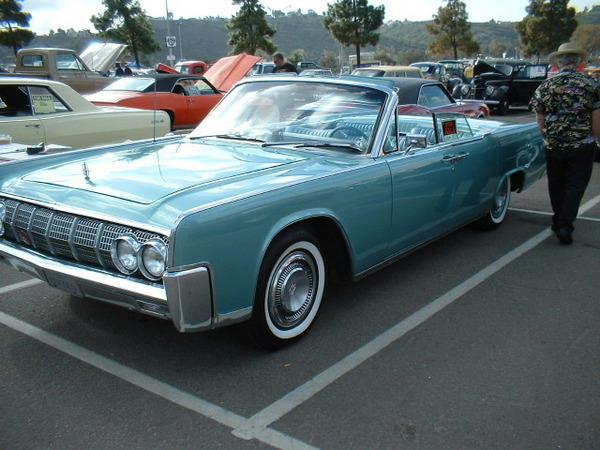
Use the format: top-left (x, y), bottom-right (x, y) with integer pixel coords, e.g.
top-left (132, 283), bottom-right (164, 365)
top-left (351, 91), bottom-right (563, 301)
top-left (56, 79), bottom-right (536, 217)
top-left (485, 85), bottom-right (495, 96)
top-left (0, 200), bottom-right (5, 236)
top-left (111, 235), bottom-right (140, 274)
top-left (460, 85), bottom-right (470, 96)
top-left (139, 239), bottom-right (167, 281)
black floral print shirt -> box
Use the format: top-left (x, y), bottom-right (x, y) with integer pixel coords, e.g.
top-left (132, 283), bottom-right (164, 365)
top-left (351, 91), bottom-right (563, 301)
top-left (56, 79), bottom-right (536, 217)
top-left (529, 69), bottom-right (600, 150)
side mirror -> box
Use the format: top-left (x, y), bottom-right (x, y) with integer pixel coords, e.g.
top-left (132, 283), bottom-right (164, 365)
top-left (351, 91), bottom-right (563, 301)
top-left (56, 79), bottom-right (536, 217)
top-left (405, 134), bottom-right (428, 151)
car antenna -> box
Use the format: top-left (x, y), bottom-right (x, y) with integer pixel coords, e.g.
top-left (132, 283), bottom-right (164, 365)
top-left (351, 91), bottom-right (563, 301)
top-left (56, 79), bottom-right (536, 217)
top-left (153, 74), bottom-right (158, 142)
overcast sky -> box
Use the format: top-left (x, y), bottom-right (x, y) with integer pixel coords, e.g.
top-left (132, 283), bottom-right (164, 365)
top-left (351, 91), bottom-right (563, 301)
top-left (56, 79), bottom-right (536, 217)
top-left (21, 0), bottom-right (599, 35)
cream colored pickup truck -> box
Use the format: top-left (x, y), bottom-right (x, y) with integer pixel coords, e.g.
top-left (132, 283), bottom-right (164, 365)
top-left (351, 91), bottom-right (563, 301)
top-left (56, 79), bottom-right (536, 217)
top-left (2, 43), bottom-right (126, 94)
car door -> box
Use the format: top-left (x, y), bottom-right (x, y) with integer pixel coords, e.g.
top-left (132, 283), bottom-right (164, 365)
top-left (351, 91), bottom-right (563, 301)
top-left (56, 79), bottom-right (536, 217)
top-left (0, 84), bottom-right (46, 145)
top-left (181, 78), bottom-right (222, 127)
top-left (433, 114), bottom-right (498, 223)
top-left (26, 85), bottom-right (76, 147)
top-left (383, 114), bottom-right (461, 256)
top-left (55, 51), bottom-right (95, 94)
top-left (511, 64), bottom-right (548, 105)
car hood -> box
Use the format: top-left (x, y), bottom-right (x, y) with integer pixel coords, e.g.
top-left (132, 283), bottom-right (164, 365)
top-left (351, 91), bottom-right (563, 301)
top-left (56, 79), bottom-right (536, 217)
top-left (80, 42), bottom-right (127, 74)
top-left (473, 60), bottom-right (506, 77)
top-left (204, 53), bottom-right (262, 91)
top-left (1, 138), bottom-right (344, 229)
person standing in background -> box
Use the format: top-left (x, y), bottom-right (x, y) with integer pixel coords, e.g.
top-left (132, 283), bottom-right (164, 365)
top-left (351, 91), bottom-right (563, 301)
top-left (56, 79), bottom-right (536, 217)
top-left (529, 42), bottom-right (600, 245)
top-left (273, 53), bottom-right (298, 74)
top-left (115, 59), bottom-right (133, 76)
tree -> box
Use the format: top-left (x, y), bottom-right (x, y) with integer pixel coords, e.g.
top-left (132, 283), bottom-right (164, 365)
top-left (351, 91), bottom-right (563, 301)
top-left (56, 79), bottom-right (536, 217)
top-left (91, 0), bottom-right (160, 67)
top-left (226, 0), bottom-right (276, 56)
top-left (570, 24), bottom-right (600, 57)
top-left (426, 0), bottom-right (479, 59)
top-left (319, 50), bottom-right (339, 72)
top-left (0, 0), bottom-right (34, 56)
top-left (322, 0), bottom-right (385, 66)
top-left (288, 49), bottom-right (305, 65)
top-left (516, 0), bottom-right (578, 58)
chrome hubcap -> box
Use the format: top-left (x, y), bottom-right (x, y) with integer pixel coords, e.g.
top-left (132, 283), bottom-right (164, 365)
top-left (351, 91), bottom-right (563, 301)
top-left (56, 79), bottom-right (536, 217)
top-left (269, 250), bottom-right (316, 329)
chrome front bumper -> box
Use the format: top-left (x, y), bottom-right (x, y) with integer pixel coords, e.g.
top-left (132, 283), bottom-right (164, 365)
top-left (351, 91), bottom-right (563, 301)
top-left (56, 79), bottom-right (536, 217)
top-left (0, 239), bottom-right (214, 333)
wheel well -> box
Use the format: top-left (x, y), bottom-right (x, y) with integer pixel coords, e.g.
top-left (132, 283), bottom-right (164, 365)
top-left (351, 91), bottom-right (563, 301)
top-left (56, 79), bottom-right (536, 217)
top-left (509, 170), bottom-right (525, 192)
top-left (274, 217), bottom-right (353, 285)
top-left (162, 110), bottom-right (175, 130)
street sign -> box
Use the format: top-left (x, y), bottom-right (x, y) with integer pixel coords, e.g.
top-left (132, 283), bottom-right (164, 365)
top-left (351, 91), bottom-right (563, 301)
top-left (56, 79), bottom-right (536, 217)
top-left (166, 36), bottom-right (177, 48)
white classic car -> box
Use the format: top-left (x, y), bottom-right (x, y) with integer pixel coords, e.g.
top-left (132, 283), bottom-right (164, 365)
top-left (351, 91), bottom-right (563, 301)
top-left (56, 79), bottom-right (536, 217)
top-left (0, 77), bottom-right (171, 157)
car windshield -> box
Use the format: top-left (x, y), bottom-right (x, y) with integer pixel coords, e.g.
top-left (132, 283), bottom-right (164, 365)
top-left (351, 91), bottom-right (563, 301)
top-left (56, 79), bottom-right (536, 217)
top-left (189, 80), bottom-right (389, 153)
top-left (351, 68), bottom-right (384, 77)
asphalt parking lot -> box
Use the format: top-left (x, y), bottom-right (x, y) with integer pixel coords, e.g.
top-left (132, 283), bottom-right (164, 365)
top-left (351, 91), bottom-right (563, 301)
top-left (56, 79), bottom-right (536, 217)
top-left (1, 109), bottom-right (599, 449)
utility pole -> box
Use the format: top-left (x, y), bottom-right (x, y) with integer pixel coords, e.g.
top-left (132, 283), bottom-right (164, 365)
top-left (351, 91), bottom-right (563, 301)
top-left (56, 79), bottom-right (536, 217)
top-left (165, 0), bottom-right (176, 66)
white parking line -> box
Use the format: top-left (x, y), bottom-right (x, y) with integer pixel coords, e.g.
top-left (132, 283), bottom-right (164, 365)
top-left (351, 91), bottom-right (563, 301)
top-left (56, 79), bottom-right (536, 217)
top-left (0, 278), bottom-right (43, 295)
top-left (0, 310), bottom-right (317, 450)
top-left (1, 193), bottom-right (598, 448)
top-left (232, 193), bottom-right (600, 438)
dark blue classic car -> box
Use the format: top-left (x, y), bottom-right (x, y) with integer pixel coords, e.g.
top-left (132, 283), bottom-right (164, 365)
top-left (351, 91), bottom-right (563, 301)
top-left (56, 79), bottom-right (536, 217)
top-left (0, 77), bottom-right (545, 349)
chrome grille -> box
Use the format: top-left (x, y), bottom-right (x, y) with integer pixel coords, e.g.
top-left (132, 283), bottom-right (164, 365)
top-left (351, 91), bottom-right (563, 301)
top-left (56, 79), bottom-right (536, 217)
top-left (1, 198), bottom-right (169, 279)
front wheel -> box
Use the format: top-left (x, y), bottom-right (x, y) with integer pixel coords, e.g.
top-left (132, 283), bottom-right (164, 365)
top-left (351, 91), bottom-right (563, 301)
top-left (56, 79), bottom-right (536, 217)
top-left (496, 96), bottom-right (509, 116)
top-left (242, 229), bottom-right (326, 350)
top-left (475, 176), bottom-right (511, 231)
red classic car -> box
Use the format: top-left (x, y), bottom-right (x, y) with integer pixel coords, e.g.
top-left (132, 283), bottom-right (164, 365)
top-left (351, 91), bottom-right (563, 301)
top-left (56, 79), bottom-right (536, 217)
top-left (86, 74), bottom-right (221, 130)
top-left (392, 78), bottom-right (490, 118)
top-left (86, 53), bottom-right (262, 131)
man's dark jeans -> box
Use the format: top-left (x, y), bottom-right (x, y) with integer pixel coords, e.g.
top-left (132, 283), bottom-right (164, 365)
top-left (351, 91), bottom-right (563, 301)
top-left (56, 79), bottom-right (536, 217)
top-left (545, 143), bottom-right (596, 234)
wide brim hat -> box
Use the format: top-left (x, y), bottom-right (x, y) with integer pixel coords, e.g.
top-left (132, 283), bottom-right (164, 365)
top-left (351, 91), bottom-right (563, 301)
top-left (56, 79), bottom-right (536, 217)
top-left (549, 42), bottom-right (588, 66)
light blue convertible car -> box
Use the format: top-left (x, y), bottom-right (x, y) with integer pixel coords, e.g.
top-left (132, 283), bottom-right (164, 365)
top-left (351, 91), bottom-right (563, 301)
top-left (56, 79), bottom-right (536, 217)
top-left (0, 76), bottom-right (545, 349)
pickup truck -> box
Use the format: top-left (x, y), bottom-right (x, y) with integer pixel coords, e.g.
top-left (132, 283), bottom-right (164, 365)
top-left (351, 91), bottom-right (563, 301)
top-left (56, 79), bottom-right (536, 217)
top-left (0, 43), bottom-right (126, 94)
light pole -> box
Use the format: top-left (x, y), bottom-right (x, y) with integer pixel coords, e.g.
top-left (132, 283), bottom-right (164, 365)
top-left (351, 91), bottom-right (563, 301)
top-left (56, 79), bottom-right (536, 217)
top-left (165, 0), bottom-right (175, 66)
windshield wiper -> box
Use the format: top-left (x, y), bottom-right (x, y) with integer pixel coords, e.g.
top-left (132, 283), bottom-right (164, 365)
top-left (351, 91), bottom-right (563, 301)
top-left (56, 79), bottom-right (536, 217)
top-left (189, 134), bottom-right (266, 143)
top-left (292, 142), bottom-right (365, 153)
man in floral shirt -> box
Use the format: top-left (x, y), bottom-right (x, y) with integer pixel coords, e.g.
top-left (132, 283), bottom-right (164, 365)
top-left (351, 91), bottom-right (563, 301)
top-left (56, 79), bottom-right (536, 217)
top-left (530, 42), bottom-right (600, 245)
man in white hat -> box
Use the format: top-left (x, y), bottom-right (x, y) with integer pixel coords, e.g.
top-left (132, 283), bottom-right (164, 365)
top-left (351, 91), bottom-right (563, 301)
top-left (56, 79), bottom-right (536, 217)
top-left (530, 42), bottom-right (600, 245)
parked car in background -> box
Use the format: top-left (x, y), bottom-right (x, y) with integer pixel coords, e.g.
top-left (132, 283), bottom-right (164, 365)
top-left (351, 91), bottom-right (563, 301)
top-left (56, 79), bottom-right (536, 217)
top-left (299, 69), bottom-right (334, 77)
top-left (86, 53), bottom-right (260, 130)
top-left (0, 76), bottom-right (545, 349)
top-left (392, 78), bottom-right (489, 117)
top-left (0, 43), bottom-right (126, 94)
top-left (174, 60), bottom-right (208, 75)
top-left (342, 76), bottom-right (489, 118)
top-left (297, 62), bottom-right (321, 72)
top-left (452, 58), bottom-right (548, 115)
top-left (438, 59), bottom-right (469, 81)
top-left (249, 62), bottom-right (276, 75)
top-left (0, 77), bottom-right (170, 153)
top-left (86, 74), bottom-right (222, 130)
top-left (409, 62), bottom-right (461, 89)
top-left (351, 65), bottom-right (423, 78)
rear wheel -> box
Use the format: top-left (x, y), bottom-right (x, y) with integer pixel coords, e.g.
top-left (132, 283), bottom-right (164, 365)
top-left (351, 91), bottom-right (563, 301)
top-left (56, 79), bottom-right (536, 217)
top-left (242, 229), bottom-right (326, 350)
top-left (475, 176), bottom-right (511, 231)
